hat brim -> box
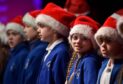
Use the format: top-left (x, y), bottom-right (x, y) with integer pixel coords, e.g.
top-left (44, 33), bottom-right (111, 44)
top-left (35, 14), bottom-right (69, 37)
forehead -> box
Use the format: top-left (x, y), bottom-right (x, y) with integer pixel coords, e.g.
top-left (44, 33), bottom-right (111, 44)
top-left (37, 22), bottom-right (47, 27)
top-left (7, 29), bottom-right (17, 33)
top-left (71, 33), bottom-right (87, 38)
top-left (71, 33), bottom-right (84, 36)
top-left (7, 30), bottom-right (19, 35)
top-left (98, 35), bottom-right (112, 41)
top-left (24, 24), bottom-right (32, 27)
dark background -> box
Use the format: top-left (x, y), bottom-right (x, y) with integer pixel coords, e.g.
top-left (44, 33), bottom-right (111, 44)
top-left (42, 0), bottom-right (123, 24)
top-left (0, 0), bottom-right (123, 24)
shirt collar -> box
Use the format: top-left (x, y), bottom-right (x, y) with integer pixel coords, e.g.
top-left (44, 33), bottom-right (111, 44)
top-left (46, 39), bottom-right (63, 51)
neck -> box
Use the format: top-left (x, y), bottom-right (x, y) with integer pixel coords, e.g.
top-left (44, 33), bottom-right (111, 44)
top-left (48, 38), bottom-right (58, 47)
top-left (109, 58), bottom-right (114, 66)
top-left (77, 53), bottom-right (82, 59)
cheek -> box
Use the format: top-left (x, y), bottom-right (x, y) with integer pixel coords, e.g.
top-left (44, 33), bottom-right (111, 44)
top-left (14, 37), bottom-right (21, 43)
top-left (23, 28), bottom-right (27, 32)
top-left (41, 31), bottom-right (46, 35)
top-left (70, 40), bottom-right (77, 47)
top-left (37, 28), bottom-right (41, 33)
top-left (30, 30), bottom-right (37, 36)
top-left (40, 31), bottom-right (51, 41)
top-left (70, 42), bottom-right (75, 49)
top-left (25, 28), bottom-right (30, 33)
top-left (41, 29), bottom-right (47, 35)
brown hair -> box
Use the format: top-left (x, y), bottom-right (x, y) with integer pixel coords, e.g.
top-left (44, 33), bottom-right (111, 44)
top-left (0, 42), bottom-right (9, 77)
top-left (116, 65), bottom-right (123, 84)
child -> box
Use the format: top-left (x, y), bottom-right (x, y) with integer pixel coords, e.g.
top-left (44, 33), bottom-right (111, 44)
top-left (65, 16), bottom-right (101, 84)
top-left (95, 10), bottom-right (123, 84)
top-left (20, 10), bottom-right (48, 84)
top-left (3, 16), bottom-right (29, 84)
top-left (64, 0), bottom-right (90, 16)
top-left (23, 10), bottom-right (42, 50)
top-left (115, 10), bottom-right (123, 84)
top-left (35, 3), bottom-right (76, 84)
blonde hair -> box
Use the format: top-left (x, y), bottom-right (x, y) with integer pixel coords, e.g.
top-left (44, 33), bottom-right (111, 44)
top-left (66, 52), bottom-right (77, 80)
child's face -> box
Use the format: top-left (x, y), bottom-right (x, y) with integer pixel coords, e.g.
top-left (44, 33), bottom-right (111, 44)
top-left (99, 37), bottom-right (123, 58)
top-left (71, 33), bottom-right (93, 54)
top-left (37, 23), bottom-right (54, 42)
top-left (24, 25), bottom-right (38, 41)
top-left (7, 30), bottom-right (23, 48)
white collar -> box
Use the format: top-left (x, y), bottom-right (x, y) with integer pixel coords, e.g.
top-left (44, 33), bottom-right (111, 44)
top-left (46, 39), bottom-right (63, 51)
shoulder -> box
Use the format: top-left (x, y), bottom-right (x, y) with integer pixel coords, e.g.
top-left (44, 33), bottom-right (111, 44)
top-left (83, 53), bottom-right (99, 63)
top-left (17, 47), bottom-right (29, 57)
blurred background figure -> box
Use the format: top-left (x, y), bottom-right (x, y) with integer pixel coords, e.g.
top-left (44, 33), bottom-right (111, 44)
top-left (64, 0), bottom-right (90, 16)
top-left (3, 16), bottom-right (29, 84)
top-left (20, 10), bottom-right (48, 84)
top-left (0, 23), bottom-right (9, 84)
top-left (42, 0), bottom-right (66, 8)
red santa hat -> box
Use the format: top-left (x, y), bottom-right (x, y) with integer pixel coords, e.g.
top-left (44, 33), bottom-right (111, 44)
top-left (64, 0), bottom-right (90, 16)
top-left (35, 2), bottom-right (76, 37)
top-left (6, 16), bottom-right (25, 38)
top-left (69, 16), bottom-right (100, 49)
top-left (0, 23), bottom-right (8, 45)
top-left (95, 9), bottom-right (123, 46)
top-left (23, 10), bottom-right (41, 29)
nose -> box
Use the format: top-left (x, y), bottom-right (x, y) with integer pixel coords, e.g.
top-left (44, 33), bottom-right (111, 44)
top-left (100, 41), bottom-right (106, 47)
top-left (75, 38), bottom-right (82, 44)
top-left (8, 34), bottom-right (13, 41)
top-left (23, 28), bottom-right (26, 33)
top-left (37, 27), bottom-right (40, 33)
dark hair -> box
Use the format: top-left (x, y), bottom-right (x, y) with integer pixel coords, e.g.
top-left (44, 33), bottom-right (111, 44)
top-left (0, 42), bottom-right (9, 83)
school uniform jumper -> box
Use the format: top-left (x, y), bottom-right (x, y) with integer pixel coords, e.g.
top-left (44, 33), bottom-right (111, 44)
top-left (3, 42), bottom-right (29, 84)
top-left (37, 40), bottom-right (70, 84)
top-left (97, 59), bottom-right (123, 84)
top-left (21, 41), bottom-right (48, 84)
top-left (67, 52), bottom-right (101, 84)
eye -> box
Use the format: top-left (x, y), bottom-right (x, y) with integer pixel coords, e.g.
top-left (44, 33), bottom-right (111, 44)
top-left (97, 36), bottom-right (104, 45)
top-left (71, 34), bottom-right (79, 40)
top-left (98, 36), bottom-right (112, 45)
top-left (71, 34), bottom-right (88, 41)
top-left (80, 36), bottom-right (88, 40)
top-left (105, 38), bottom-right (112, 43)
top-left (25, 24), bottom-right (31, 28)
top-left (37, 23), bottom-right (45, 28)
top-left (12, 32), bottom-right (18, 36)
top-left (7, 32), bottom-right (10, 36)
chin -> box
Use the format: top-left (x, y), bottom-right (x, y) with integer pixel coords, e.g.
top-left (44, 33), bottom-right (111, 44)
top-left (41, 38), bottom-right (45, 41)
top-left (9, 45), bottom-right (14, 48)
top-left (102, 54), bottom-right (109, 58)
top-left (41, 39), bottom-right (49, 42)
top-left (74, 50), bottom-right (81, 53)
